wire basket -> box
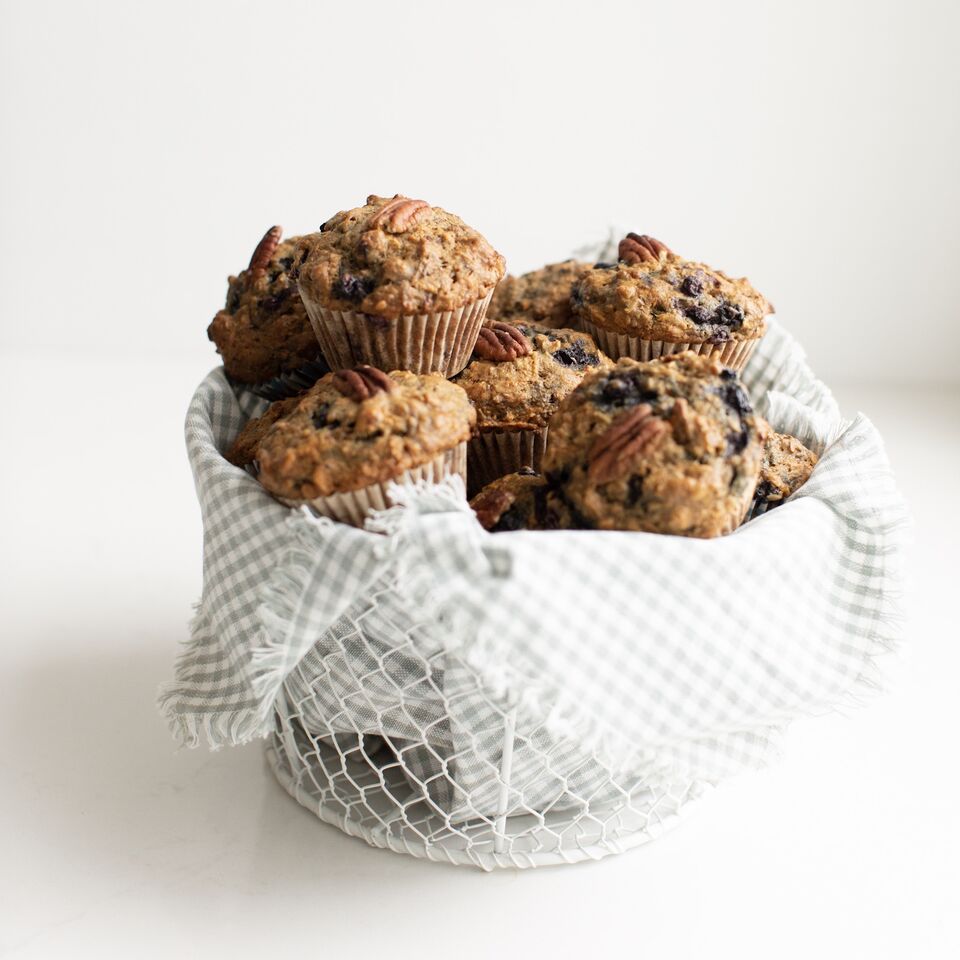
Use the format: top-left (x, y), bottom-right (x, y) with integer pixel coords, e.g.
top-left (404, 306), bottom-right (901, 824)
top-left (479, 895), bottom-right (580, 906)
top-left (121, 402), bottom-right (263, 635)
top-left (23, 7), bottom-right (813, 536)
top-left (161, 319), bottom-right (907, 871)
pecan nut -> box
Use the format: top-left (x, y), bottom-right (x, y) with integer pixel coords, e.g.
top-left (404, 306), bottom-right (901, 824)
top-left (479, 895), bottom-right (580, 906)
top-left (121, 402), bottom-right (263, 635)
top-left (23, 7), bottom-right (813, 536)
top-left (618, 233), bottom-right (671, 266)
top-left (473, 322), bottom-right (532, 362)
top-left (368, 195), bottom-right (431, 233)
top-left (332, 365), bottom-right (395, 402)
top-left (587, 404), bottom-right (670, 485)
top-left (471, 487), bottom-right (514, 531)
top-left (248, 225), bottom-right (283, 273)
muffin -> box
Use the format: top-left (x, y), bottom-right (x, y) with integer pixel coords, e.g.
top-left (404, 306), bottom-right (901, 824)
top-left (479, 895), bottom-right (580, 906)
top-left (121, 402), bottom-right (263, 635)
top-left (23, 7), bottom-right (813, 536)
top-left (572, 233), bottom-right (772, 372)
top-left (488, 260), bottom-right (593, 328)
top-left (469, 469), bottom-right (576, 532)
top-left (542, 352), bottom-right (766, 537)
top-left (207, 226), bottom-right (330, 398)
top-left (470, 469), bottom-right (546, 532)
top-left (454, 321), bottom-right (608, 493)
top-left (238, 366), bottom-right (476, 526)
top-left (297, 195), bottom-right (505, 376)
top-left (748, 431), bottom-right (819, 518)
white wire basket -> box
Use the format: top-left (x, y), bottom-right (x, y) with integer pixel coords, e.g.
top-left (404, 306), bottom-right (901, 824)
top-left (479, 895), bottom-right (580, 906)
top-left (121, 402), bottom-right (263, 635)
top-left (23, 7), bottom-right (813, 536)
top-left (162, 319), bottom-right (907, 871)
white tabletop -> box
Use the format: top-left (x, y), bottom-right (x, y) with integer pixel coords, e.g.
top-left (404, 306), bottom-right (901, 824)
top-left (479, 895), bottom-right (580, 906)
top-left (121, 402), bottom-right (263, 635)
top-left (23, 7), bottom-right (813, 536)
top-left (2, 351), bottom-right (958, 959)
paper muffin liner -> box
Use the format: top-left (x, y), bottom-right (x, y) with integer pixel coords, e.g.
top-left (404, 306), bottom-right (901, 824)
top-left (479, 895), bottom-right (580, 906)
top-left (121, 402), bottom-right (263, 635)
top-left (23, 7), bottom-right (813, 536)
top-left (300, 289), bottom-right (494, 377)
top-left (238, 356), bottom-right (332, 402)
top-left (467, 426), bottom-right (548, 497)
top-left (579, 320), bottom-right (761, 373)
top-left (278, 442), bottom-right (468, 528)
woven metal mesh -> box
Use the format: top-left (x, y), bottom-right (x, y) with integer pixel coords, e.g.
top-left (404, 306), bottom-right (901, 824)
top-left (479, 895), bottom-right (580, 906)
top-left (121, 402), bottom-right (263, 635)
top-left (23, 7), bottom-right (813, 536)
top-left (266, 576), bottom-right (705, 869)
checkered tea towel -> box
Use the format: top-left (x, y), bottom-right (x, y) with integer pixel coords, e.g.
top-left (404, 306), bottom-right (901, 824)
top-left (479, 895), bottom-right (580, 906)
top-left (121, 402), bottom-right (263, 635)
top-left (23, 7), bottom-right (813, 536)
top-left (159, 319), bottom-right (908, 812)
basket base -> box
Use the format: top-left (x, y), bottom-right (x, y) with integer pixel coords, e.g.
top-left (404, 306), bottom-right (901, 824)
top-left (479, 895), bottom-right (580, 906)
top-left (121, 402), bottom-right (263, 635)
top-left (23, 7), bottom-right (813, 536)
top-left (265, 734), bottom-right (706, 871)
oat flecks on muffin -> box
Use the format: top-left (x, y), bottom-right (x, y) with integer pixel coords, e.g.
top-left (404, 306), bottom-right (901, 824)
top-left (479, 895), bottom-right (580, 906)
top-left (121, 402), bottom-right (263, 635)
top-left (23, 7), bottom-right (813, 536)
top-left (207, 226), bottom-right (323, 384)
top-left (755, 431), bottom-right (819, 506)
top-left (455, 322), bottom-right (609, 431)
top-left (297, 195), bottom-right (505, 318)
top-left (251, 369), bottom-right (476, 501)
top-left (488, 260), bottom-right (593, 328)
top-left (542, 352), bottom-right (766, 537)
top-left (572, 234), bottom-right (772, 344)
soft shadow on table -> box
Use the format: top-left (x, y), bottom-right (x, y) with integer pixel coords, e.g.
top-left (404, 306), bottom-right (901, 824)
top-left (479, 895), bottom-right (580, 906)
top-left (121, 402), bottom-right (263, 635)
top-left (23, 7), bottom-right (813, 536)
top-left (7, 636), bottom-right (535, 910)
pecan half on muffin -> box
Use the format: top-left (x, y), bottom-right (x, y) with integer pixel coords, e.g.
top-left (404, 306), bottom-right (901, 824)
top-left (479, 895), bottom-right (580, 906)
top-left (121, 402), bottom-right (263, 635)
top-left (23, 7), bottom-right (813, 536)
top-left (297, 195), bottom-right (505, 376)
top-left (207, 226), bottom-right (329, 398)
top-left (488, 259), bottom-right (593, 329)
top-left (542, 352), bottom-right (766, 537)
top-left (233, 366), bottom-right (476, 526)
top-left (572, 233), bottom-right (772, 372)
top-left (469, 468), bottom-right (576, 533)
top-left (454, 320), bottom-right (609, 494)
top-left (748, 431), bottom-right (819, 518)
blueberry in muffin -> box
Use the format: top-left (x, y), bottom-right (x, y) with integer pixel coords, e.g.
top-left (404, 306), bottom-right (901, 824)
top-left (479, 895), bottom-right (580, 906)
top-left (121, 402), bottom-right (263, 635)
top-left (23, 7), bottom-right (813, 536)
top-left (488, 260), bottom-right (593, 329)
top-left (542, 352), bottom-right (766, 537)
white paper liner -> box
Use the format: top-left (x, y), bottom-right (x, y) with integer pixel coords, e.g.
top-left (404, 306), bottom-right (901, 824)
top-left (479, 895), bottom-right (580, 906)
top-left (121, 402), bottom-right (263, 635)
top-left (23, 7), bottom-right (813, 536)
top-left (467, 427), bottom-right (548, 497)
top-left (579, 319), bottom-right (761, 372)
top-left (279, 442), bottom-right (467, 527)
top-left (300, 289), bottom-right (494, 377)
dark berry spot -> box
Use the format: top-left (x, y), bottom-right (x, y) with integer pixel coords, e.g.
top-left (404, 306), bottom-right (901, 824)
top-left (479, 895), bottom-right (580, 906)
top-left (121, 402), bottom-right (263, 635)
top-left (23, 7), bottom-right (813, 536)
top-left (627, 474), bottom-right (644, 505)
top-left (754, 479), bottom-right (777, 501)
top-left (598, 372), bottom-right (660, 409)
top-left (334, 273), bottom-right (375, 302)
top-left (716, 381), bottom-right (753, 418)
top-left (552, 339), bottom-right (599, 369)
top-left (260, 286), bottom-right (293, 312)
top-left (491, 507), bottom-right (527, 533)
top-left (593, 262), bottom-right (616, 270)
top-left (680, 274), bottom-right (704, 297)
top-left (726, 428), bottom-right (750, 455)
top-left (684, 305), bottom-right (712, 325)
top-left (319, 221), bottom-right (327, 231)
top-left (708, 327), bottom-right (731, 344)
top-left (310, 403), bottom-right (339, 430)
top-left (715, 303), bottom-right (745, 328)
top-left (571, 285), bottom-right (585, 307)
top-left (279, 256), bottom-right (295, 271)
top-left (719, 367), bottom-right (736, 380)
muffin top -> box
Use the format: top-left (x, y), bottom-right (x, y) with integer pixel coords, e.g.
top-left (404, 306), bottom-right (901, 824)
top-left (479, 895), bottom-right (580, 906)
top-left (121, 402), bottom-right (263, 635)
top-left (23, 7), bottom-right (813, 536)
top-left (755, 432), bottom-right (819, 505)
top-left (454, 321), bottom-right (608, 431)
top-left (207, 227), bottom-right (323, 384)
top-left (225, 395), bottom-right (301, 468)
top-left (242, 367), bottom-right (475, 500)
top-left (542, 352), bottom-right (766, 536)
top-left (573, 233), bottom-right (772, 344)
top-left (297, 195), bottom-right (505, 319)
top-left (488, 260), bottom-right (593, 328)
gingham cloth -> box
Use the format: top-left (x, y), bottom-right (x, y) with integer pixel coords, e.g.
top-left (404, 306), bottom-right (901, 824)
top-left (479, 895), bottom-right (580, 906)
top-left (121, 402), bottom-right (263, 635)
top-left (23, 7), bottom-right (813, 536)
top-left (159, 319), bottom-right (907, 816)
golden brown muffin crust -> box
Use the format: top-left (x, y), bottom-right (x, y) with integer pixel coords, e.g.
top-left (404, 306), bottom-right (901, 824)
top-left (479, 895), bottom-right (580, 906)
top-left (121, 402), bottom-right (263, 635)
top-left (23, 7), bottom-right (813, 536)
top-left (254, 369), bottom-right (475, 500)
top-left (454, 322), bottom-right (609, 431)
top-left (297, 195), bottom-right (505, 319)
top-left (573, 237), bottom-right (772, 344)
top-left (207, 229), bottom-right (322, 384)
top-left (543, 352), bottom-right (766, 537)
top-left (488, 260), bottom-right (593, 328)
top-left (755, 432), bottom-right (819, 504)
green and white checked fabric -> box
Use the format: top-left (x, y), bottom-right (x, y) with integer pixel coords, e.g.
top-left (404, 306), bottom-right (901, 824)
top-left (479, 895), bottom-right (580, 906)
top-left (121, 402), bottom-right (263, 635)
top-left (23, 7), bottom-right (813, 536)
top-left (159, 319), bottom-right (907, 826)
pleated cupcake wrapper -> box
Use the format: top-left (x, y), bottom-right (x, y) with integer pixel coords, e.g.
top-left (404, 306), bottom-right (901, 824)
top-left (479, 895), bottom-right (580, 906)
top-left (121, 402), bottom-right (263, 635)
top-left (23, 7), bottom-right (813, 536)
top-left (238, 356), bottom-right (332, 402)
top-left (744, 498), bottom-right (781, 522)
top-left (467, 427), bottom-right (549, 497)
top-left (277, 442), bottom-right (468, 528)
top-left (300, 289), bottom-right (494, 377)
top-left (579, 320), bottom-right (761, 373)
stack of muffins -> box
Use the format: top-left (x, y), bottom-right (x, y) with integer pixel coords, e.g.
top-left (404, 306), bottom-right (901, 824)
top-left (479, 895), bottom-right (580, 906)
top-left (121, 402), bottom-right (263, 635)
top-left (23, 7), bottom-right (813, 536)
top-left (210, 195), bottom-right (818, 536)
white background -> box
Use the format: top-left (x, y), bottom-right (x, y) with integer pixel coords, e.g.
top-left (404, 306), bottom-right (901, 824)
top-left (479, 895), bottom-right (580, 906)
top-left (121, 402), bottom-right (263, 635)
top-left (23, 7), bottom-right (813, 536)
top-left (2, 1), bottom-right (959, 958)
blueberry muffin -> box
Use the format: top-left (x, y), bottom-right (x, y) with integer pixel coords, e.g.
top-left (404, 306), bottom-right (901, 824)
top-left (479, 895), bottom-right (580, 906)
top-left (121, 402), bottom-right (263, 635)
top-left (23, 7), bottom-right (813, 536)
top-left (542, 352), bottom-right (766, 537)
top-left (572, 233), bottom-right (772, 371)
top-left (454, 321), bottom-right (608, 493)
top-left (297, 195), bottom-right (505, 376)
top-left (469, 469), bottom-right (575, 532)
top-left (207, 226), bottom-right (329, 398)
top-left (749, 431), bottom-right (819, 517)
top-left (488, 260), bottom-right (593, 328)
top-left (240, 366), bottom-right (476, 526)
